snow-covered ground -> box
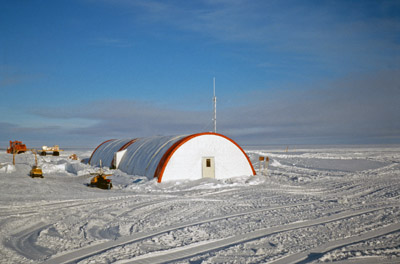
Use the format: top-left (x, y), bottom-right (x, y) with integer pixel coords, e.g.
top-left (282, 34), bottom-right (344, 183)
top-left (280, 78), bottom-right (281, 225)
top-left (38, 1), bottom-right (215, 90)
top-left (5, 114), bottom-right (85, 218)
top-left (0, 145), bottom-right (399, 263)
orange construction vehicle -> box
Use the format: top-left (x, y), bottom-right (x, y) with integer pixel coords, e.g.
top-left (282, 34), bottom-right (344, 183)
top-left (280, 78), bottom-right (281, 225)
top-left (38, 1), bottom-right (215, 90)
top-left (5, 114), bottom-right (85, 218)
top-left (6, 140), bottom-right (27, 154)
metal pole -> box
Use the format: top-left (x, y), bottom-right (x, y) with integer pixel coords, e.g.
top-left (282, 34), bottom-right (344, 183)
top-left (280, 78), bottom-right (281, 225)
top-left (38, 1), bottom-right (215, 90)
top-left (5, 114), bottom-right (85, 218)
top-left (213, 77), bottom-right (217, 133)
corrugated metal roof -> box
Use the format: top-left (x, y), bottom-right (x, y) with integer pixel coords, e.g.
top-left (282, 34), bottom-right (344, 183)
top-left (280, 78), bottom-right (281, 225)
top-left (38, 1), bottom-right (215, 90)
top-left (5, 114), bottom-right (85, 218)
top-left (89, 139), bottom-right (132, 168)
top-left (118, 135), bottom-right (187, 179)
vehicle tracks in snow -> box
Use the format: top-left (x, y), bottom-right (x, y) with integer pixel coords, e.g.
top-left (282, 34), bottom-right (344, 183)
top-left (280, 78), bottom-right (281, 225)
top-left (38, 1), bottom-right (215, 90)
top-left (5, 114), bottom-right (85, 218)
top-left (1, 196), bottom-right (178, 261)
top-left (269, 222), bottom-right (400, 264)
top-left (3, 192), bottom-right (243, 261)
top-left (42, 201), bottom-right (316, 264)
top-left (0, 188), bottom-right (254, 220)
top-left (115, 204), bottom-right (399, 264)
top-left (0, 199), bottom-right (88, 218)
top-left (3, 222), bottom-right (54, 261)
top-left (0, 194), bottom-right (177, 219)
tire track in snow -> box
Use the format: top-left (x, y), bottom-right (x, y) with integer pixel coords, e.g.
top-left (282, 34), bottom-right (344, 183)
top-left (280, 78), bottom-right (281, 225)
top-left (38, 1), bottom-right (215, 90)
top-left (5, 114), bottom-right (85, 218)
top-left (42, 201), bottom-right (315, 264)
top-left (3, 222), bottom-right (55, 261)
top-left (2, 198), bottom-right (172, 261)
top-left (331, 257), bottom-right (400, 264)
top-left (115, 205), bottom-right (398, 264)
top-left (269, 222), bottom-right (400, 264)
top-left (0, 200), bottom-right (87, 218)
top-left (0, 194), bottom-right (170, 218)
top-left (0, 197), bottom-right (148, 228)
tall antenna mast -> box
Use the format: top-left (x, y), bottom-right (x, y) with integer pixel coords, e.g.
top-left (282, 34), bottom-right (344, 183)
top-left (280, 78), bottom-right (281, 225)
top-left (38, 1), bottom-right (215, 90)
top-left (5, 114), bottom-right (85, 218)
top-left (213, 77), bottom-right (217, 133)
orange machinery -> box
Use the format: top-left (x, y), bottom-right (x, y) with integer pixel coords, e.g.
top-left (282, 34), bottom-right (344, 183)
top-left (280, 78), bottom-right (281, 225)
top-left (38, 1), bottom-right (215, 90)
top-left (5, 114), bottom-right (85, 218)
top-left (6, 140), bottom-right (27, 154)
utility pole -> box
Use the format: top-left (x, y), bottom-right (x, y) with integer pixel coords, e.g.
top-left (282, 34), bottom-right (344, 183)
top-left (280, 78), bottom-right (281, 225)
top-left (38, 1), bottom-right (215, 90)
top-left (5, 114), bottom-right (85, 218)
top-left (213, 77), bottom-right (217, 133)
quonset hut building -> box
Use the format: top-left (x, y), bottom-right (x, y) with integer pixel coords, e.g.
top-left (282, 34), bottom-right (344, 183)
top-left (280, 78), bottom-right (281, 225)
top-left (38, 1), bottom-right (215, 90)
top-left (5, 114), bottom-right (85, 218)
top-left (89, 132), bottom-right (255, 182)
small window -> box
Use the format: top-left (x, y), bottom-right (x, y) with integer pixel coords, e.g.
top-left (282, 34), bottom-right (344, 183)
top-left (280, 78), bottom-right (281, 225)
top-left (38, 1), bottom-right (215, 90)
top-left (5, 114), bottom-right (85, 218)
top-left (206, 159), bottom-right (211, 167)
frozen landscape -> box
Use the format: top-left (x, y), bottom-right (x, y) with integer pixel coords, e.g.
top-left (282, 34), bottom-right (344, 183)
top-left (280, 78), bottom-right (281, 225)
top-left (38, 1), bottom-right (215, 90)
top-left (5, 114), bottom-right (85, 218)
top-left (0, 145), bottom-right (399, 264)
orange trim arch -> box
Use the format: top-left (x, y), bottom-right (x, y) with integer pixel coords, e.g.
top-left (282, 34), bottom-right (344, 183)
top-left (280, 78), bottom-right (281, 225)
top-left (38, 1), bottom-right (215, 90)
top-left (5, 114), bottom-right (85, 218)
top-left (154, 132), bottom-right (256, 182)
top-left (110, 139), bottom-right (138, 168)
top-left (88, 139), bottom-right (115, 165)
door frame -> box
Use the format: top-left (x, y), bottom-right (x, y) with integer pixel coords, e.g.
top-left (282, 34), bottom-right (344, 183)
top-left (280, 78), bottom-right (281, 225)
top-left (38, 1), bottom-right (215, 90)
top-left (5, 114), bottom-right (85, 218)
top-left (202, 157), bottom-right (215, 179)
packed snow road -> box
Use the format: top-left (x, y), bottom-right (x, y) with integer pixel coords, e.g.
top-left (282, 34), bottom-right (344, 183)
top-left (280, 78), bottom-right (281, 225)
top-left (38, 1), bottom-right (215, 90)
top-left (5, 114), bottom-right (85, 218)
top-left (0, 145), bottom-right (399, 263)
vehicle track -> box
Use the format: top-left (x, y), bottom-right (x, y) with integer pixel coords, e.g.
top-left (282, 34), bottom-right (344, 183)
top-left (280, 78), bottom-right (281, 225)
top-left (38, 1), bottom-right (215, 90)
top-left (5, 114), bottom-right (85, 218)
top-left (42, 201), bottom-right (316, 264)
top-left (0, 194), bottom-right (179, 218)
top-left (115, 205), bottom-right (398, 264)
top-left (269, 222), bottom-right (400, 264)
top-left (4, 188), bottom-right (275, 261)
top-left (3, 222), bottom-right (54, 261)
top-left (0, 188), bottom-right (269, 220)
top-left (0, 199), bottom-right (88, 218)
top-left (2, 187), bottom-right (254, 257)
top-left (2, 197), bottom-right (180, 261)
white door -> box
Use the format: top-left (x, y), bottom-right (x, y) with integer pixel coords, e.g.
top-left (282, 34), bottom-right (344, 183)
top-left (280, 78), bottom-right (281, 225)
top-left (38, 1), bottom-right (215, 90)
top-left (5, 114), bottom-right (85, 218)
top-left (202, 157), bottom-right (215, 178)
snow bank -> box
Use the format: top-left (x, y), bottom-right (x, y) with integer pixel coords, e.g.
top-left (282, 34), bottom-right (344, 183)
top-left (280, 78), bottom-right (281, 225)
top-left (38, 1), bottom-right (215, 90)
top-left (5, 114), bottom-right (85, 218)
top-left (115, 174), bottom-right (269, 193)
top-left (65, 162), bottom-right (94, 176)
top-left (0, 163), bottom-right (16, 173)
top-left (41, 163), bottom-right (67, 173)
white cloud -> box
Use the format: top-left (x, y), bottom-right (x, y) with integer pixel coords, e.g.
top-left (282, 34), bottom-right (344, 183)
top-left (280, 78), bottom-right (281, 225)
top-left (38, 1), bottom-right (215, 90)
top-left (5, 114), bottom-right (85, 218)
top-left (9, 69), bottom-right (397, 146)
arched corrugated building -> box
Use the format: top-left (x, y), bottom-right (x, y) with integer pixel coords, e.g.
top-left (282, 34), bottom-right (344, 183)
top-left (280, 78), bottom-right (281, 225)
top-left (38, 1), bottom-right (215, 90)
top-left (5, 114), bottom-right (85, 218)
top-left (89, 132), bottom-right (255, 182)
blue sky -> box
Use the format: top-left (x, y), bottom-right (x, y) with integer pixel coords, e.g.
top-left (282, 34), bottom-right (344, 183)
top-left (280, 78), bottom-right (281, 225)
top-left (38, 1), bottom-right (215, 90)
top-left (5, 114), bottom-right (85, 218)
top-left (1, 0), bottom-right (399, 148)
